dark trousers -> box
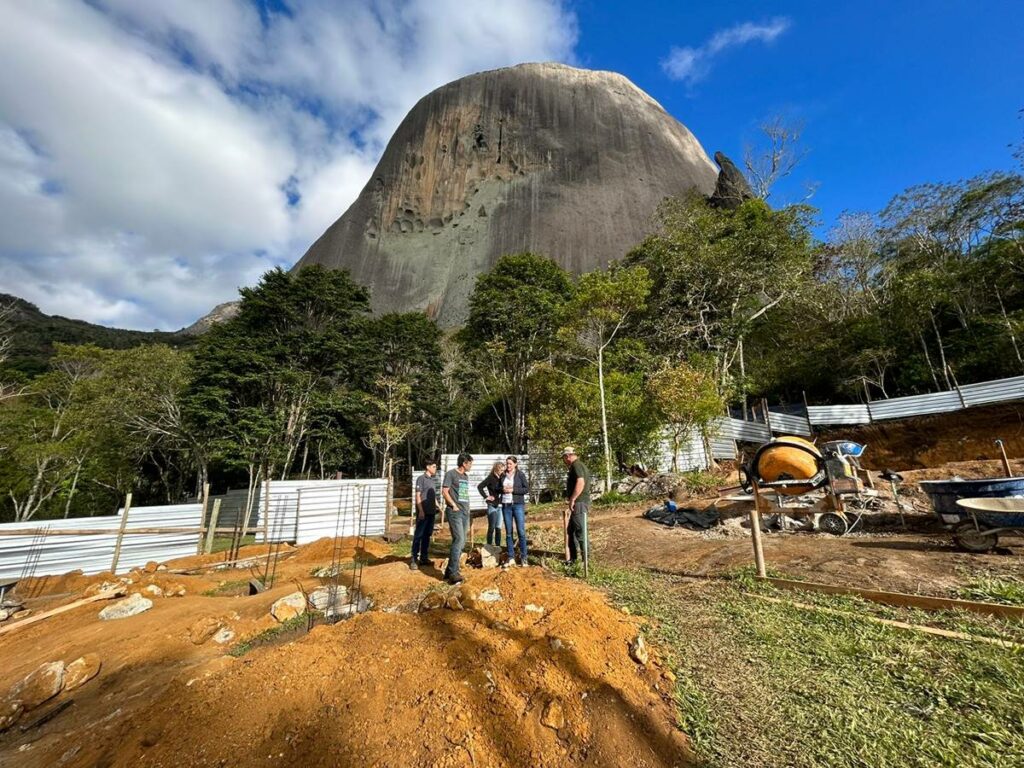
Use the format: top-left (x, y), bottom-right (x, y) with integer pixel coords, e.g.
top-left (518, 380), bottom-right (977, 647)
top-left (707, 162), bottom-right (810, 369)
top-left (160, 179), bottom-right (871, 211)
top-left (485, 503), bottom-right (503, 546)
top-left (567, 502), bottom-right (588, 563)
top-left (411, 513), bottom-right (435, 562)
top-left (444, 506), bottom-right (470, 579)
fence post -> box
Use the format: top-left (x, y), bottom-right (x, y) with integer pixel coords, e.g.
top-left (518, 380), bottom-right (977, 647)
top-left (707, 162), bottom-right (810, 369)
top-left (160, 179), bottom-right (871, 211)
top-left (749, 483), bottom-right (767, 578)
top-left (263, 476), bottom-right (271, 547)
top-left (204, 498), bottom-right (221, 554)
top-left (802, 391), bottom-right (814, 436)
top-left (762, 398), bottom-right (773, 437)
top-left (197, 482), bottom-right (210, 555)
top-left (110, 492), bottom-right (133, 574)
top-left (862, 380), bottom-right (875, 423)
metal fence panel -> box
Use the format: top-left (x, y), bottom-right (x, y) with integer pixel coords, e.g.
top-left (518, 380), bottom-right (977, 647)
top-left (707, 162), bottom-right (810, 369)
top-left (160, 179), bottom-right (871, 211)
top-left (766, 411), bottom-right (812, 436)
top-left (867, 390), bottom-right (962, 420)
top-left (717, 417), bottom-right (771, 443)
top-left (711, 434), bottom-right (737, 460)
top-left (654, 429), bottom-right (710, 472)
top-left (961, 376), bottom-right (1024, 407)
top-left (0, 503), bottom-right (204, 581)
top-left (256, 480), bottom-right (387, 544)
top-left (806, 404), bottom-right (871, 425)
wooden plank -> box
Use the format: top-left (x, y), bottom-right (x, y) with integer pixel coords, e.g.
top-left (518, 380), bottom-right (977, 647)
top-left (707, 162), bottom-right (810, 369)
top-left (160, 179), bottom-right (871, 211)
top-left (748, 593), bottom-right (1024, 650)
top-left (749, 483), bottom-right (767, 577)
top-left (204, 498), bottom-right (221, 555)
top-left (109, 493), bottom-right (132, 574)
top-left (760, 576), bottom-right (1024, 621)
top-left (197, 482), bottom-right (210, 555)
top-left (0, 589), bottom-right (125, 638)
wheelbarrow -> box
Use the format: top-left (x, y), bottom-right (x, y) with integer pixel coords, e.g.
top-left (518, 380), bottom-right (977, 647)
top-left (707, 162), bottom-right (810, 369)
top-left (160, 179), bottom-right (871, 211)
top-left (953, 497), bottom-right (1024, 553)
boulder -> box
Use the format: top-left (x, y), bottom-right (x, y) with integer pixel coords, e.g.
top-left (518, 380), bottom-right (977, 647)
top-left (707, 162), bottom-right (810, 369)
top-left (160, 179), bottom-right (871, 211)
top-left (12, 609), bottom-right (31, 620)
top-left (270, 592), bottom-right (307, 623)
top-left (418, 591), bottom-right (447, 613)
top-left (64, 654), bottom-right (102, 691)
top-left (0, 699), bottom-right (23, 733)
top-left (474, 544), bottom-right (501, 569)
top-left (445, 595), bottom-right (464, 611)
top-left (143, 561), bottom-right (159, 573)
top-left (0, 609), bottom-right (9, 622)
top-left (629, 635), bottom-right (649, 666)
top-left (164, 583), bottom-right (186, 597)
top-left (310, 585), bottom-right (348, 615)
top-left (144, 584), bottom-right (164, 597)
top-left (541, 699), bottom-right (565, 730)
top-left (458, 585), bottom-right (479, 609)
top-left (13, 661), bottom-right (65, 710)
top-left (525, 604), bottom-right (545, 614)
top-left (189, 617), bottom-right (223, 645)
top-left (478, 587), bottom-right (502, 604)
top-left (707, 151), bottom-right (756, 209)
top-left (98, 593), bottom-right (153, 621)
top-left (213, 628), bottom-right (236, 645)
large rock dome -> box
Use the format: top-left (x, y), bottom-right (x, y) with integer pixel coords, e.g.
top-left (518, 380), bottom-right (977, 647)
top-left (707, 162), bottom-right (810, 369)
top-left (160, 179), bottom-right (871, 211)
top-left (294, 62), bottom-right (718, 325)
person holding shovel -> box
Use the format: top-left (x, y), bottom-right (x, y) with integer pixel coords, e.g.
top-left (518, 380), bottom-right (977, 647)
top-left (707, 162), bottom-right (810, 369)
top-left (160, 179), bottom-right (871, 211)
top-left (562, 447), bottom-right (591, 568)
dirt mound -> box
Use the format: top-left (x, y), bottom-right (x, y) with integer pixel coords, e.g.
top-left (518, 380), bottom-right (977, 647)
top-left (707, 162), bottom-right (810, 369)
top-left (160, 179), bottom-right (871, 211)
top-left (65, 569), bottom-right (691, 767)
top-left (900, 459), bottom-right (1024, 483)
top-left (164, 543), bottom-right (292, 570)
top-left (291, 536), bottom-right (392, 564)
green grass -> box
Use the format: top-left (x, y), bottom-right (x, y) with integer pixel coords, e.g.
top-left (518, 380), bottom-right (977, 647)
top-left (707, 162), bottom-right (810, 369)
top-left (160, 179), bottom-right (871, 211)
top-left (201, 579), bottom-right (250, 597)
top-left (579, 566), bottom-right (1024, 768)
top-left (958, 575), bottom-right (1024, 606)
top-left (227, 615), bottom-right (309, 657)
top-left (390, 538), bottom-right (412, 558)
top-left (209, 534), bottom-right (256, 554)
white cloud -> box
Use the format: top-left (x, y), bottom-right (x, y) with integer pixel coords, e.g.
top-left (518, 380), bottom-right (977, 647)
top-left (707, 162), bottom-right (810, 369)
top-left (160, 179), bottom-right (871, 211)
top-left (662, 17), bottom-right (790, 86)
top-left (0, 0), bottom-right (577, 329)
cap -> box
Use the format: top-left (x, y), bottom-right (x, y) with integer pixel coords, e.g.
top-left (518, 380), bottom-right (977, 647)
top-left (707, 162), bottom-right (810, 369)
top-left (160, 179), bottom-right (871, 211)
top-left (561, 446), bottom-right (576, 456)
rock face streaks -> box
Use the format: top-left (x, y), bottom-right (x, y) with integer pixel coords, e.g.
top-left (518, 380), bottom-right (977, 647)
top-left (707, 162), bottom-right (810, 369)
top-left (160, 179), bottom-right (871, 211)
top-left (294, 62), bottom-right (718, 326)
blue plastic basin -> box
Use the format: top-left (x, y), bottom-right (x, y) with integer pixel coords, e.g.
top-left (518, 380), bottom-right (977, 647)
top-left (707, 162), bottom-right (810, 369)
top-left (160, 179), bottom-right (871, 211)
top-left (920, 477), bottom-right (1024, 527)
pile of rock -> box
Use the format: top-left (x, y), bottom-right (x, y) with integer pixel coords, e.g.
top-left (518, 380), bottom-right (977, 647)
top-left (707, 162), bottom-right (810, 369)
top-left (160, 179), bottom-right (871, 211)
top-left (0, 655), bottom-right (102, 733)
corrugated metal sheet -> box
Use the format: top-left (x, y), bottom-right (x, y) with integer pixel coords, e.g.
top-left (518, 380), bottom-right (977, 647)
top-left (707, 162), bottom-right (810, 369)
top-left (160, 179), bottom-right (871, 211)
top-left (961, 375), bottom-right (1024, 407)
top-left (717, 417), bottom-right (771, 443)
top-left (711, 434), bottom-right (737, 460)
top-left (0, 503), bottom-right (203, 580)
top-left (766, 411), bottom-right (812, 436)
top-left (439, 454), bottom-right (533, 511)
top-left (806, 404), bottom-right (871, 425)
top-left (867, 390), bottom-right (962, 420)
top-left (256, 480), bottom-right (388, 544)
top-left (654, 429), bottom-right (710, 472)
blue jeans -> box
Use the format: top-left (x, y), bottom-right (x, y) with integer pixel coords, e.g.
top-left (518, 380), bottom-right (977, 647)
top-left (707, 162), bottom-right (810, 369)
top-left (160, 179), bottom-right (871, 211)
top-left (502, 502), bottom-right (527, 562)
top-left (445, 505), bottom-right (470, 579)
top-left (486, 504), bottom-right (502, 546)
top-left (411, 513), bottom-right (435, 562)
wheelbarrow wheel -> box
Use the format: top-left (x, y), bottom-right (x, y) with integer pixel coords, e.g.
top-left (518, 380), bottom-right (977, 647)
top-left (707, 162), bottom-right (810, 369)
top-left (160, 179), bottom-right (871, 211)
top-left (818, 512), bottom-right (848, 536)
top-left (953, 521), bottom-right (997, 553)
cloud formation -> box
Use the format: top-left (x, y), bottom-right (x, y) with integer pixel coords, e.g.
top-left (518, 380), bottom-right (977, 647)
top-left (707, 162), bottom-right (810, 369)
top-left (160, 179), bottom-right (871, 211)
top-left (0, 0), bottom-right (577, 329)
top-left (662, 17), bottom-right (790, 86)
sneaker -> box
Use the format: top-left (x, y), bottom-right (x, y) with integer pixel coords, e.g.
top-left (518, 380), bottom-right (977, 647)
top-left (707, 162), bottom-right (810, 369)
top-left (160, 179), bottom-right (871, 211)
top-left (409, 560), bottom-right (419, 571)
top-left (418, 558), bottom-right (432, 567)
top-left (447, 574), bottom-right (465, 585)
top-left (563, 560), bottom-right (576, 567)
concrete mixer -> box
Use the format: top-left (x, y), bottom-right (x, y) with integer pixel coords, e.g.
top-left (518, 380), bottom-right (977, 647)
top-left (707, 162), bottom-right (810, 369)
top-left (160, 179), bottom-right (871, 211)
top-left (740, 437), bottom-right (873, 535)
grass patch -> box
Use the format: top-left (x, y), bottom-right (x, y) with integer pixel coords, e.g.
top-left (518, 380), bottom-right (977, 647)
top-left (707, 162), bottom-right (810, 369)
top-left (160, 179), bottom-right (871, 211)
top-left (209, 534), bottom-right (255, 554)
top-left (390, 538), bottom-right (412, 558)
top-left (228, 615), bottom-right (309, 657)
top-left (201, 579), bottom-right (251, 597)
top-left (958, 574), bottom-right (1024, 606)
top-left (578, 565), bottom-right (1024, 767)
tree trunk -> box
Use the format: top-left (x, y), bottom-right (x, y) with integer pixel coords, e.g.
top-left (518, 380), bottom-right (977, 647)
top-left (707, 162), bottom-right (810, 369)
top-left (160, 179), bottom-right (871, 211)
top-left (64, 459), bottom-right (83, 518)
top-left (931, 314), bottom-right (953, 390)
top-left (918, 330), bottom-right (941, 391)
top-left (997, 288), bottom-right (1024, 372)
top-left (738, 337), bottom-right (749, 421)
top-left (597, 343), bottom-right (612, 493)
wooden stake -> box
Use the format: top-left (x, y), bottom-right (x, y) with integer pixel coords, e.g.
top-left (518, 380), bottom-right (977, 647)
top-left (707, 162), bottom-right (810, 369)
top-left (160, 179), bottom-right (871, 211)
top-left (109, 492), bottom-right (132, 574)
top-left (197, 482), bottom-right (210, 554)
top-left (204, 498), bottom-right (222, 555)
top-left (562, 506), bottom-right (570, 562)
top-left (0, 588), bottom-right (125, 638)
top-left (749, 483), bottom-right (767, 578)
top-left (995, 439), bottom-right (1012, 477)
top-left (748, 593), bottom-right (1024, 650)
top-left (760, 576), bottom-right (1024, 621)
top-left (263, 475), bottom-right (271, 545)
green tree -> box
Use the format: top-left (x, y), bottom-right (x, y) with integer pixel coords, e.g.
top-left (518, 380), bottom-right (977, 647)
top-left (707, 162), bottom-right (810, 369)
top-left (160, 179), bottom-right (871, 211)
top-left (461, 253), bottom-right (573, 452)
top-left (558, 263), bottom-right (651, 491)
top-left (649, 359), bottom-right (725, 472)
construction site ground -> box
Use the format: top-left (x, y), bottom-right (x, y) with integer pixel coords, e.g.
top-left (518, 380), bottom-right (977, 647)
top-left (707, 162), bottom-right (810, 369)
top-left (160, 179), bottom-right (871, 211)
top-left (2, 458), bottom-right (1024, 767)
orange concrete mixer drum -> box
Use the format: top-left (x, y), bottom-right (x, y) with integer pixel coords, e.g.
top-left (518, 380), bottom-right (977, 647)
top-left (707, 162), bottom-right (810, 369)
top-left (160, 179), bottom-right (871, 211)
top-left (749, 437), bottom-right (825, 496)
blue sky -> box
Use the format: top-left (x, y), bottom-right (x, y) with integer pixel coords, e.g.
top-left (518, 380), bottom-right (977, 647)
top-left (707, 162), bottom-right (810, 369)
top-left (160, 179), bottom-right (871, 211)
top-left (0, 1), bottom-right (1021, 329)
